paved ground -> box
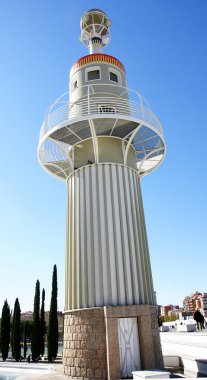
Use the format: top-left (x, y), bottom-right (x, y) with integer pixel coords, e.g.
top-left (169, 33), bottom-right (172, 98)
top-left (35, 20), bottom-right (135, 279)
top-left (160, 329), bottom-right (207, 360)
top-left (0, 360), bottom-right (65, 380)
top-left (161, 329), bottom-right (207, 378)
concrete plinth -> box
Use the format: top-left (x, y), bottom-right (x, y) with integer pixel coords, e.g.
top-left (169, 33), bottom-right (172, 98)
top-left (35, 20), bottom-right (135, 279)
top-left (177, 324), bottom-right (196, 332)
top-left (159, 326), bottom-right (169, 332)
top-left (132, 370), bottom-right (170, 379)
top-left (63, 305), bottom-right (164, 380)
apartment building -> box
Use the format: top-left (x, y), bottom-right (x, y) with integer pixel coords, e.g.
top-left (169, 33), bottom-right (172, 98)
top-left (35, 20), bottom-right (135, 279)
top-left (183, 291), bottom-right (207, 316)
top-left (160, 304), bottom-right (179, 316)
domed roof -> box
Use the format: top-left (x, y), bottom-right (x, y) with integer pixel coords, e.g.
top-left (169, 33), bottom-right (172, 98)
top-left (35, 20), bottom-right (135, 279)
top-left (80, 9), bottom-right (111, 28)
top-left (83, 9), bottom-right (109, 17)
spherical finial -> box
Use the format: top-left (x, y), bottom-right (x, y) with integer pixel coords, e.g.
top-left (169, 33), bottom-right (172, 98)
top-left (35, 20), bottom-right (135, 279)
top-left (80, 9), bottom-right (111, 53)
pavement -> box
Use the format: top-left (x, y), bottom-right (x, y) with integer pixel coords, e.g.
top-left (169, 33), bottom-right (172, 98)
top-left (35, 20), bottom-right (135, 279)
top-left (160, 329), bottom-right (207, 360)
top-left (0, 360), bottom-right (65, 380)
top-left (160, 329), bottom-right (207, 377)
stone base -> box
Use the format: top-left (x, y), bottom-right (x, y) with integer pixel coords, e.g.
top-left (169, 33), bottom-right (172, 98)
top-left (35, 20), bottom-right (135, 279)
top-left (63, 305), bottom-right (164, 380)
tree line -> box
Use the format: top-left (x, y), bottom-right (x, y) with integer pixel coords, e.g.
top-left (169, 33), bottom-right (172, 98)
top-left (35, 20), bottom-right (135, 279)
top-left (158, 313), bottom-right (179, 325)
top-left (0, 264), bottom-right (59, 363)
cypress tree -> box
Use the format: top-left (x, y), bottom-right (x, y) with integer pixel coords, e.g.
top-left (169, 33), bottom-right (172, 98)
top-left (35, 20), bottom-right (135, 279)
top-left (47, 265), bottom-right (58, 362)
top-left (12, 298), bottom-right (21, 361)
top-left (0, 299), bottom-right (11, 361)
top-left (40, 288), bottom-right (45, 356)
top-left (11, 309), bottom-right (14, 357)
top-left (31, 280), bottom-right (40, 361)
top-left (22, 321), bottom-right (27, 358)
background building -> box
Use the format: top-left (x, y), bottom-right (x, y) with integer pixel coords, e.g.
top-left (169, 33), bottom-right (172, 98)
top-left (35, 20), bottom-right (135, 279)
top-left (160, 304), bottom-right (179, 317)
top-left (183, 291), bottom-right (207, 316)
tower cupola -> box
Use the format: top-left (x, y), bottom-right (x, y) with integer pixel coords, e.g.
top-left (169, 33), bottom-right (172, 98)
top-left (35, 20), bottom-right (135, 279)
top-left (80, 9), bottom-right (111, 53)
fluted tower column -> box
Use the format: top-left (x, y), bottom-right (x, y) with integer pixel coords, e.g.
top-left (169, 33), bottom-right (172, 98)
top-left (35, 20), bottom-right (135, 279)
top-left (65, 162), bottom-right (155, 310)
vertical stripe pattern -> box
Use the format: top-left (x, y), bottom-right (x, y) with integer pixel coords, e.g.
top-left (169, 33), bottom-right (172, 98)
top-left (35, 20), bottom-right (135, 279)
top-left (65, 164), bottom-right (155, 310)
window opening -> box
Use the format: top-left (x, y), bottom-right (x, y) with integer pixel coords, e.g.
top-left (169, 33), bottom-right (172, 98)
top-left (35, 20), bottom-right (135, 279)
top-left (98, 105), bottom-right (116, 114)
top-left (110, 72), bottom-right (118, 83)
top-left (87, 69), bottom-right (100, 81)
top-left (74, 81), bottom-right (77, 89)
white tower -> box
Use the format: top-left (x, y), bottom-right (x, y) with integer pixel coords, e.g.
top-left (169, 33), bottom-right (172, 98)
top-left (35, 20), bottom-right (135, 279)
top-left (38, 9), bottom-right (165, 380)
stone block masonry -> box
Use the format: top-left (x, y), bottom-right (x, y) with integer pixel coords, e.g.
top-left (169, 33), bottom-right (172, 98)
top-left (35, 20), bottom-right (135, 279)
top-left (63, 305), bottom-right (164, 380)
top-left (64, 308), bottom-right (107, 380)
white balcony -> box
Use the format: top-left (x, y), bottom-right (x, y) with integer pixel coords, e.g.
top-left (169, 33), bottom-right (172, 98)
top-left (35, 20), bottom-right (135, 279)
top-left (38, 84), bottom-right (166, 181)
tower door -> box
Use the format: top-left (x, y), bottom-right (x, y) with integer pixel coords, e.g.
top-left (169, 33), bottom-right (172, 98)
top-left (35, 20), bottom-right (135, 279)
top-left (118, 318), bottom-right (141, 378)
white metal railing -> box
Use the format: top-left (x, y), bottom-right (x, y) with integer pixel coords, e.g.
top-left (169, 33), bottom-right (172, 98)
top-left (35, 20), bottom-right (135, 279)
top-left (40, 84), bottom-right (163, 141)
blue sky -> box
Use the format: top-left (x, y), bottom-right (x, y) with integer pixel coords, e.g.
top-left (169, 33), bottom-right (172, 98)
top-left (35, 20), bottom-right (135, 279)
top-left (0, 0), bottom-right (207, 313)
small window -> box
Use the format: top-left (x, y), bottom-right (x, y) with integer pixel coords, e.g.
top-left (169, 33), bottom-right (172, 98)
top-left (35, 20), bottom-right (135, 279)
top-left (87, 69), bottom-right (100, 81)
top-left (98, 105), bottom-right (116, 114)
top-left (74, 80), bottom-right (77, 89)
top-left (110, 72), bottom-right (118, 83)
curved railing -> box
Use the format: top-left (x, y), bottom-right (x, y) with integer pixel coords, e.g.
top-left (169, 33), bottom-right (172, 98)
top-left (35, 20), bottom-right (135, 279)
top-left (40, 84), bottom-right (163, 141)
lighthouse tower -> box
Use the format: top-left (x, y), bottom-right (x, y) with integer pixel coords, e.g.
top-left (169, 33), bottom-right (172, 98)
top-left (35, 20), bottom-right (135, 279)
top-left (38, 9), bottom-right (165, 380)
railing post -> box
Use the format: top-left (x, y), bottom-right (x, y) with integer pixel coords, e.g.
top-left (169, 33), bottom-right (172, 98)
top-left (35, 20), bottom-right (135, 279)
top-left (124, 124), bottom-right (143, 166)
top-left (88, 85), bottom-right (90, 115)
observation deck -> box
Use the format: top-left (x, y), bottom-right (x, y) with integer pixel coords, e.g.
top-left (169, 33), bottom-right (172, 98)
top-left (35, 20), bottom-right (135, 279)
top-left (38, 84), bottom-right (166, 181)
